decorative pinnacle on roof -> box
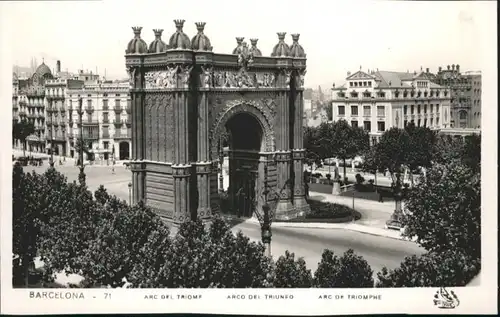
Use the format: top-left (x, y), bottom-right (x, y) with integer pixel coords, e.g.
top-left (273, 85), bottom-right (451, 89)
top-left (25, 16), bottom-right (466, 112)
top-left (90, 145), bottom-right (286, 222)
top-left (249, 38), bottom-right (262, 57)
top-left (232, 37), bottom-right (245, 54)
top-left (191, 22), bottom-right (213, 51)
top-left (271, 32), bottom-right (290, 57)
top-left (149, 29), bottom-right (168, 53)
top-left (169, 19), bottom-right (191, 50)
top-left (289, 33), bottom-right (306, 58)
top-left (126, 26), bottom-right (148, 54)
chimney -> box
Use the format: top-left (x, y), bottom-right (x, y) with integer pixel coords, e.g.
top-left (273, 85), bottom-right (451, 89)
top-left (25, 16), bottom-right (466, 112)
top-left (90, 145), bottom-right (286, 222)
top-left (439, 66), bottom-right (442, 72)
top-left (56, 60), bottom-right (61, 73)
top-left (452, 64), bottom-right (455, 70)
top-left (426, 67), bottom-right (429, 73)
top-left (456, 64), bottom-right (460, 72)
top-left (447, 65), bottom-right (450, 70)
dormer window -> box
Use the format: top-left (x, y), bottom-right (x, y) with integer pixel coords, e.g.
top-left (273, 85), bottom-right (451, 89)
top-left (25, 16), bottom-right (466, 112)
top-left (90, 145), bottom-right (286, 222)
top-left (354, 82), bottom-right (358, 87)
top-left (430, 90), bottom-right (434, 97)
top-left (417, 91), bottom-right (422, 98)
top-left (411, 91), bottom-right (415, 97)
top-left (350, 91), bottom-right (359, 98)
top-left (424, 91), bottom-right (428, 97)
top-left (444, 90), bottom-right (448, 97)
top-left (337, 92), bottom-right (345, 98)
top-left (363, 91), bottom-right (371, 98)
top-left (368, 81), bottom-right (372, 87)
top-left (349, 82), bottom-right (353, 87)
top-left (403, 91), bottom-right (408, 98)
top-left (377, 91), bottom-right (386, 98)
top-left (395, 91), bottom-right (400, 98)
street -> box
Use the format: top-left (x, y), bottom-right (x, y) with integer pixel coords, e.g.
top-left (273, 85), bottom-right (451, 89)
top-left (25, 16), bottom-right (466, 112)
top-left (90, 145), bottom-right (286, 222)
top-left (21, 164), bottom-right (423, 278)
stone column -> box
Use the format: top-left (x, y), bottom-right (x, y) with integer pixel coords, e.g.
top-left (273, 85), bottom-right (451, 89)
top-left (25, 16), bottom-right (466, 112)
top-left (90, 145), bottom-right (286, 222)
top-left (129, 67), bottom-right (145, 204)
top-left (195, 84), bottom-right (212, 222)
top-left (172, 65), bottom-right (192, 223)
top-left (291, 70), bottom-right (310, 214)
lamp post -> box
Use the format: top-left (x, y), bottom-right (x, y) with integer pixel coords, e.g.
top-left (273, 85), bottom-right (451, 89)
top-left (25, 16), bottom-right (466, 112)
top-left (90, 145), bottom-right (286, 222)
top-left (77, 96), bottom-right (86, 185)
top-left (219, 135), bottom-right (224, 192)
top-left (254, 155), bottom-right (278, 258)
top-left (128, 182), bottom-right (132, 205)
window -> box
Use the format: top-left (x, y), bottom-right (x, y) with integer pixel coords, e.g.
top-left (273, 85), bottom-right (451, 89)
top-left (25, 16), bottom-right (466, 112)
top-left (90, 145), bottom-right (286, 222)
top-left (423, 119), bottom-right (427, 127)
top-left (363, 82), bottom-right (367, 87)
top-left (430, 104), bottom-right (434, 113)
top-left (351, 120), bottom-right (358, 128)
top-left (349, 82), bottom-right (353, 87)
top-left (404, 120), bottom-right (408, 127)
top-left (368, 81), bottom-right (372, 87)
top-left (354, 82), bottom-right (358, 87)
top-left (459, 111), bottom-right (467, 120)
top-left (377, 121), bottom-right (385, 132)
top-left (377, 106), bottom-right (385, 116)
top-left (404, 105), bottom-right (408, 115)
top-left (363, 121), bottom-right (371, 131)
top-left (116, 94), bottom-right (120, 97)
top-left (417, 105), bottom-right (421, 114)
top-left (103, 141), bottom-right (109, 149)
top-left (102, 126), bottom-right (109, 137)
top-left (103, 99), bottom-right (109, 110)
top-left (351, 106), bottom-right (358, 116)
top-left (436, 104), bottom-right (440, 113)
top-left (395, 91), bottom-right (400, 98)
top-left (363, 92), bottom-right (371, 98)
top-left (377, 91), bottom-right (386, 98)
top-left (87, 100), bottom-right (92, 108)
top-left (363, 106), bottom-right (371, 116)
top-left (350, 91), bottom-right (358, 98)
top-left (103, 93), bottom-right (108, 97)
top-left (87, 114), bottom-right (92, 122)
top-left (103, 113), bottom-right (109, 121)
top-left (115, 99), bottom-right (121, 108)
top-left (417, 119), bottom-right (421, 127)
top-left (358, 82), bottom-right (362, 87)
top-left (338, 106), bottom-right (345, 116)
top-left (424, 105), bottom-right (427, 113)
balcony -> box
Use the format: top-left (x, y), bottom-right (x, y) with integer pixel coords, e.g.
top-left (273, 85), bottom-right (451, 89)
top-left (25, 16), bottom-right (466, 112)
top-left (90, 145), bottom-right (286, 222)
top-left (83, 134), bottom-right (99, 141)
top-left (113, 119), bottom-right (123, 126)
top-left (27, 113), bottom-right (36, 119)
top-left (114, 130), bottom-right (131, 139)
top-left (102, 132), bottom-right (110, 139)
top-left (126, 106), bottom-right (131, 114)
top-left (82, 120), bottom-right (99, 126)
top-left (114, 106), bottom-right (122, 114)
top-left (103, 104), bottom-right (109, 111)
top-left (12, 104), bottom-right (19, 110)
top-left (102, 118), bottom-right (110, 124)
top-left (85, 106), bottom-right (94, 113)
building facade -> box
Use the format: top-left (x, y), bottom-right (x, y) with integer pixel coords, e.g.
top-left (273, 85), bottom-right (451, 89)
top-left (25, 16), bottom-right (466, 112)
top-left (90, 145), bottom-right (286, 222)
top-left (13, 62), bottom-right (55, 153)
top-left (331, 69), bottom-right (452, 143)
top-left (66, 81), bottom-right (131, 162)
top-left (433, 64), bottom-right (481, 129)
top-left (45, 78), bottom-right (84, 157)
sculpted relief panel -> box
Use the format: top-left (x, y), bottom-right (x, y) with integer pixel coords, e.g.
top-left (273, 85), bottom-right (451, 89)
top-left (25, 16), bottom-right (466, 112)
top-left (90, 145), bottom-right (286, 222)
top-left (144, 65), bottom-right (192, 89)
top-left (210, 70), bottom-right (276, 89)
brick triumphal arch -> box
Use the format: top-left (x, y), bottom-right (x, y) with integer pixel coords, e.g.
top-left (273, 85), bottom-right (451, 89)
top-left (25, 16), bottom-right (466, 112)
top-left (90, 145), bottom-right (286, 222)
top-left (125, 20), bottom-right (310, 224)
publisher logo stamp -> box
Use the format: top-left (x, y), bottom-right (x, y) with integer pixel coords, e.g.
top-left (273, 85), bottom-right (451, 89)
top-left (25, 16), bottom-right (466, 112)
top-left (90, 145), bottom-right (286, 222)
top-left (433, 288), bottom-right (460, 309)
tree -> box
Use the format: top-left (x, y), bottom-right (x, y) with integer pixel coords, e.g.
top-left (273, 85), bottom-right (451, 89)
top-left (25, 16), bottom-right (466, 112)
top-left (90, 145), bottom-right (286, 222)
top-left (461, 134), bottom-right (481, 174)
top-left (314, 249), bottom-right (374, 288)
top-left (405, 123), bottom-right (437, 185)
top-left (324, 101), bottom-right (333, 121)
top-left (372, 128), bottom-right (411, 182)
top-left (303, 125), bottom-right (323, 167)
top-left (402, 161), bottom-right (480, 258)
top-left (321, 120), bottom-right (369, 180)
top-left (376, 251), bottom-right (480, 287)
top-left (273, 251), bottom-right (313, 288)
top-left (13, 119), bottom-right (35, 157)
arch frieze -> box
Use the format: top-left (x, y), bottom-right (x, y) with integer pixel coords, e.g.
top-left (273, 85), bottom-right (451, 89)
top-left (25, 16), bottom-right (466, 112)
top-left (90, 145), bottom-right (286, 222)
top-left (210, 99), bottom-right (275, 159)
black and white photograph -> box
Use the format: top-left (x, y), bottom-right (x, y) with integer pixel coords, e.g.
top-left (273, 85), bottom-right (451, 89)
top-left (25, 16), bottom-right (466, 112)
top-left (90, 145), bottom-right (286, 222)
top-left (0, 0), bottom-right (497, 315)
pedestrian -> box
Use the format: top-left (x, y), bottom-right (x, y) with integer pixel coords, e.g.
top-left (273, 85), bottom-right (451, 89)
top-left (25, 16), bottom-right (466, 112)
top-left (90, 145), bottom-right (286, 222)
top-left (378, 191), bottom-right (384, 203)
top-left (111, 160), bottom-right (115, 174)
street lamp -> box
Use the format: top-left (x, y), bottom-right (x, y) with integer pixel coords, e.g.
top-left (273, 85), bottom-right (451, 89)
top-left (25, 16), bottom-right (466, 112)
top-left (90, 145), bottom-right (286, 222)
top-left (386, 171), bottom-right (403, 229)
top-left (219, 135), bottom-right (224, 192)
top-left (77, 96), bottom-right (86, 185)
top-left (253, 155), bottom-right (279, 258)
top-left (128, 182), bottom-right (132, 205)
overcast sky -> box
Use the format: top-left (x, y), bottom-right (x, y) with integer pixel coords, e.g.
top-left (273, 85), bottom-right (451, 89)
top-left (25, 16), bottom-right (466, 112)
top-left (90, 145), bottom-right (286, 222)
top-left (2, 0), bottom-right (496, 89)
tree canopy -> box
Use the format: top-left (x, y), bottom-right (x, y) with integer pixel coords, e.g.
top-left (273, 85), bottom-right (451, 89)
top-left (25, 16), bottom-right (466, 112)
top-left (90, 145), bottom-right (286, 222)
top-left (13, 119), bottom-right (35, 156)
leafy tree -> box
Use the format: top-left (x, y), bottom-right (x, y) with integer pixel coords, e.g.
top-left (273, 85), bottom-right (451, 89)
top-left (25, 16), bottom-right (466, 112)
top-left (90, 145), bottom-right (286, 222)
top-left (324, 101), bottom-right (333, 121)
top-left (372, 128), bottom-right (411, 183)
top-left (314, 249), bottom-right (374, 288)
top-left (13, 119), bottom-right (35, 157)
top-left (376, 251), bottom-right (480, 287)
top-left (74, 138), bottom-right (92, 164)
top-left (273, 251), bottom-right (313, 288)
top-left (12, 163), bottom-right (41, 286)
top-left (303, 125), bottom-right (323, 167)
top-left (461, 134), bottom-right (481, 173)
top-left (321, 120), bottom-right (369, 180)
top-left (402, 161), bottom-right (480, 258)
top-left (404, 123), bottom-right (437, 185)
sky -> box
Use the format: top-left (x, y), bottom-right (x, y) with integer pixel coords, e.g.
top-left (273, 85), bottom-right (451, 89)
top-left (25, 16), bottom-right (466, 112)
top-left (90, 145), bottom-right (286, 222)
top-left (1, 0), bottom-right (496, 89)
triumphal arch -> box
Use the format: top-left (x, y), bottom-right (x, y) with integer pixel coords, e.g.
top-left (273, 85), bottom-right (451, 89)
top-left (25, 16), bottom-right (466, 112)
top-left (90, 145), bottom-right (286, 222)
top-left (125, 20), bottom-right (310, 224)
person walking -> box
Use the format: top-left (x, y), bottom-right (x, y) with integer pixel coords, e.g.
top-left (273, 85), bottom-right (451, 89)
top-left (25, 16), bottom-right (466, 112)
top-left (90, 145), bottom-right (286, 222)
top-left (378, 190), bottom-right (384, 203)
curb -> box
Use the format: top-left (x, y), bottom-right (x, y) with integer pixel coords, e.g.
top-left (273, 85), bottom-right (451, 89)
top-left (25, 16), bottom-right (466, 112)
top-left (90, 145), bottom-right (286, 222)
top-left (241, 217), bottom-right (411, 241)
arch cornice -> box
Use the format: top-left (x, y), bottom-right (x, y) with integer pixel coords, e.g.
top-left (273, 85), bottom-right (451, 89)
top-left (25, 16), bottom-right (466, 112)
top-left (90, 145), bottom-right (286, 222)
top-left (210, 99), bottom-right (275, 159)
